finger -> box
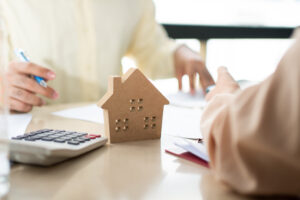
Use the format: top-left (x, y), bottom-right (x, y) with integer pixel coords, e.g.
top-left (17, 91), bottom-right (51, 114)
top-left (188, 59), bottom-right (214, 94)
top-left (9, 74), bottom-right (59, 99)
top-left (217, 66), bottom-right (228, 78)
top-left (9, 86), bottom-right (45, 106)
top-left (10, 61), bottom-right (56, 80)
top-left (188, 72), bottom-right (196, 94)
top-left (176, 73), bottom-right (183, 90)
top-left (198, 68), bottom-right (215, 94)
top-left (9, 98), bottom-right (33, 113)
top-left (217, 66), bottom-right (235, 82)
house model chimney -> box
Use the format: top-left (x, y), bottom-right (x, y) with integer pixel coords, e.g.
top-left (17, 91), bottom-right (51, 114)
top-left (109, 76), bottom-right (122, 92)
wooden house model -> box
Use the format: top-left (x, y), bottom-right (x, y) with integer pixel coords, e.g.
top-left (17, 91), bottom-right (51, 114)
top-left (97, 68), bottom-right (169, 143)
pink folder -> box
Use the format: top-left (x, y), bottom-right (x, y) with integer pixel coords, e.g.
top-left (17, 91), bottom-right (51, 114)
top-left (165, 147), bottom-right (209, 168)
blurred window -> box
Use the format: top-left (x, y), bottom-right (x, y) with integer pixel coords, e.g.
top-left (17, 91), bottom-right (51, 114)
top-left (123, 1), bottom-right (299, 85)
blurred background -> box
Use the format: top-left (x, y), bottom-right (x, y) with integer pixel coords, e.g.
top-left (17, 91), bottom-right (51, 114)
top-left (123, 0), bottom-right (300, 89)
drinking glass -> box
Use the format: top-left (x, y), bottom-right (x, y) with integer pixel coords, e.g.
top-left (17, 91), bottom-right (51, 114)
top-left (0, 92), bottom-right (9, 199)
top-left (0, 15), bottom-right (10, 199)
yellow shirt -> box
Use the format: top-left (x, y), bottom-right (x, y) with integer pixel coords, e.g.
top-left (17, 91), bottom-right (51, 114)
top-left (201, 29), bottom-right (300, 195)
top-left (0, 0), bottom-right (176, 104)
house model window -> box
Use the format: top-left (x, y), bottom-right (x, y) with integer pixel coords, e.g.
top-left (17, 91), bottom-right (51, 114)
top-left (97, 68), bottom-right (169, 143)
top-left (129, 98), bottom-right (144, 112)
top-left (115, 118), bottom-right (129, 132)
top-left (144, 116), bottom-right (156, 129)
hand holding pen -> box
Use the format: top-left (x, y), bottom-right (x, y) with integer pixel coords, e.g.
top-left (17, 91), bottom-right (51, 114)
top-left (15, 49), bottom-right (48, 88)
top-left (3, 49), bottom-right (59, 112)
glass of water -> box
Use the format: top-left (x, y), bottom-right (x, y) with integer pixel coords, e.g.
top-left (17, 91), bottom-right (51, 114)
top-left (0, 97), bottom-right (9, 199)
top-left (0, 16), bottom-right (10, 198)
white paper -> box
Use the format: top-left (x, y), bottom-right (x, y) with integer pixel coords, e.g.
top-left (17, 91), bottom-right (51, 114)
top-left (162, 105), bottom-right (203, 139)
top-left (52, 104), bottom-right (104, 124)
top-left (175, 139), bottom-right (209, 162)
top-left (8, 114), bottom-right (32, 138)
top-left (166, 91), bottom-right (207, 108)
top-left (52, 104), bottom-right (203, 139)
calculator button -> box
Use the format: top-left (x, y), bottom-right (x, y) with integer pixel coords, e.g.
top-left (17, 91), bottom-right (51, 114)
top-left (54, 139), bottom-right (66, 143)
top-left (47, 137), bottom-right (58, 140)
top-left (59, 137), bottom-right (71, 141)
top-left (41, 137), bottom-right (54, 141)
top-left (50, 134), bottom-right (63, 138)
top-left (68, 141), bottom-right (80, 145)
top-left (55, 133), bottom-right (67, 137)
top-left (53, 130), bottom-right (65, 133)
top-left (48, 135), bottom-right (58, 138)
top-left (89, 134), bottom-right (101, 138)
top-left (74, 138), bottom-right (87, 143)
top-left (70, 133), bottom-right (81, 137)
top-left (60, 137), bottom-right (72, 141)
top-left (80, 137), bottom-right (91, 141)
top-left (39, 133), bottom-right (51, 137)
top-left (25, 137), bottom-right (37, 141)
top-left (31, 135), bottom-right (43, 140)
top-left (26, 132), bottom-right (40, 136)
top-left (62, 136), bottom-right (73, 140)
top-left (15, 135), bottom-right (28, 139)
top-left (77, 132), bottom-right (88, 136)
top-left (62, 132), bottom-right (72, 136)
top-left (51, 134), bottom-right (62, 138)
top-left (12, 137), bottom-right (23, 140)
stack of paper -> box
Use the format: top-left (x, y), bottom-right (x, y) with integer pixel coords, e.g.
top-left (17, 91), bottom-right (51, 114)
top-left (8, 114), bottom-right (32, 138)
top-left (174, 139), bottom-right (209, 162)
top-left (52, 104), bottom-right (104, 124)
top-left (162, 105), bottom-right (203, 139)
top-left (166, 90), bottom-right (207, 108)
top-left (165, 138), bottom-right (209, 167)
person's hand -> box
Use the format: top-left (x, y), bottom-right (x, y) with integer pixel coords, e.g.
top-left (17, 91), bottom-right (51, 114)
top-left (174, 45), bottom-right (215, 94)
top-left (205, 67), bottom-right (240, 101)
top-left (4, 61), bottom-right (59, 112)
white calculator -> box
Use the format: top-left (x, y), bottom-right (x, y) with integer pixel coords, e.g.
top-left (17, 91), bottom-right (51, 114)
top-left (9, 129), bottom-right (108, 166)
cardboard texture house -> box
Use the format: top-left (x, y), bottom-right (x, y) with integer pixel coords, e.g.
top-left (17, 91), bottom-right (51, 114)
top-left (97, 68), bottom-right (169, 143)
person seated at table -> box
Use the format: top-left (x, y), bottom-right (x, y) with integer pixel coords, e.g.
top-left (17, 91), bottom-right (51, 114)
top-left (0, 0), bottom-right (214, 113)
top-left (201, 29), bottom-right (300, 195)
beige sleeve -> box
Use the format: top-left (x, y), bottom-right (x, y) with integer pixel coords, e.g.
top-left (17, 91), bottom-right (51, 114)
top-left (126, 0), bottom-right (178, 79)
top-left (200, 32), bottom-right (300, 195)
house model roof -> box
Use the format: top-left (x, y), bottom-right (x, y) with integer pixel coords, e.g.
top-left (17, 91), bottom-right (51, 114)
top-left (98, 68), bottom-right (169, 109)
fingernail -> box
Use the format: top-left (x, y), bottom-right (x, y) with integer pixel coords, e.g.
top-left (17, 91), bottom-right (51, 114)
top-left (52, 92), bottom-right (59, 99)
top-left (47, 71), bottom-right (56, 79)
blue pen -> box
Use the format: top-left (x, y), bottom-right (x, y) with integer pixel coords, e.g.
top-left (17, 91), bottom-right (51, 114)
top-left (14, 49), bottom-right (47, 88)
